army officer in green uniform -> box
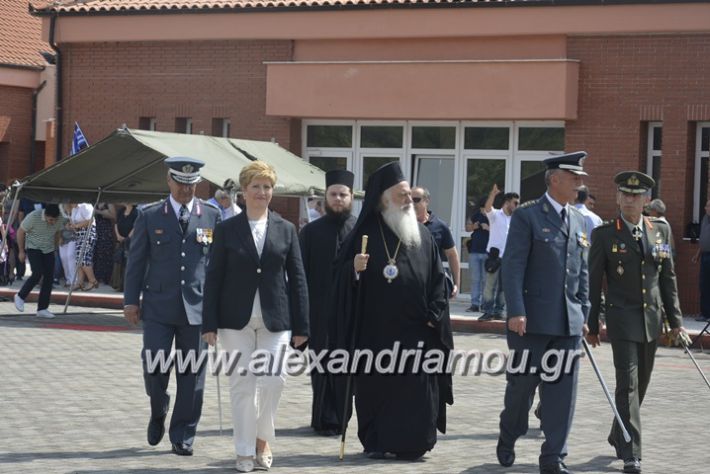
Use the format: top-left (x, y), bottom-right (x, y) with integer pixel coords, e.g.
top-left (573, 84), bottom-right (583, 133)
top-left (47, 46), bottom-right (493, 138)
top-left (586, 171), bottom-right (685, 474)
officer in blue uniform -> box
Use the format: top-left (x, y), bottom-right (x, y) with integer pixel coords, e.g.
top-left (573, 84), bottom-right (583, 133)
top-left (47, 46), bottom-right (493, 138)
top-left (497, 152), bottom-right (590, 474)
top-left (124, 157), bottom-right (221, 456)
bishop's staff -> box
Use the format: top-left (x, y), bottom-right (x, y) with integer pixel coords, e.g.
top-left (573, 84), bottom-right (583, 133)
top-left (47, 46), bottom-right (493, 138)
top-left (582, 339), bottom-right (632, 443)
top-left (339, 234), bottom-right (368, 461)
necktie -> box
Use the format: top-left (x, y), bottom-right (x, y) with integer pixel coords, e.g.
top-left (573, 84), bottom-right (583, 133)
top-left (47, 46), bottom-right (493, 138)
top-left (632, 225), bottom-right (644, 253)
top-left (179, 205), bottom-right (189, 235)
top-left (560, 208), bottom-right (567, 231)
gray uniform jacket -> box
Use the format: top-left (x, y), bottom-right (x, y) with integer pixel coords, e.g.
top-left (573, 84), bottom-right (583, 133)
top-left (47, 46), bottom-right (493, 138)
top-left (124, 198), bottom-right (221, 325)
top-left (502, 195), bottom-right (590, 336)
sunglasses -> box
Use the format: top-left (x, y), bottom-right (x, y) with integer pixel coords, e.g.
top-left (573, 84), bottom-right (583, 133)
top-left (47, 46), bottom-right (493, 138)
top-left (412, 197), bottom-right (423, 203)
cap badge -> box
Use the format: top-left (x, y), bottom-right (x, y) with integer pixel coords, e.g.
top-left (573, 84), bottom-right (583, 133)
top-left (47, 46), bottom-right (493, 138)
top-left (627, 174), bottom-right (640, 186)
top-left (182, 164), bottom-right (195, 173)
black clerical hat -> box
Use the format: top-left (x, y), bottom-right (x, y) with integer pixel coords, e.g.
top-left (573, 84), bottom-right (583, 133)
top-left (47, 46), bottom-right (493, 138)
top-left (334, 161), bottom-right (407, 264)
top-left (326, 170), bottom-right (355, 190)
top-left (614, 171), bottom-right (655, 194)
top-left (543, 151), bottom-right (588, 176)
top-left (165, 156), bottom-right (204, 184)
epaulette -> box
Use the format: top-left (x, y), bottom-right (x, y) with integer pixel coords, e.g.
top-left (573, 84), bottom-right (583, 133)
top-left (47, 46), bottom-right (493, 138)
top-left (201, 199), bottom-right (220, 211)
top-left (597, 219), bottom-right (615, 228)
top-left (568, 205), bottom-right (584, 216)
top-left (139, 200), bottom-right (162, 210)
top-left (519, 199), bottom-right (539, 209)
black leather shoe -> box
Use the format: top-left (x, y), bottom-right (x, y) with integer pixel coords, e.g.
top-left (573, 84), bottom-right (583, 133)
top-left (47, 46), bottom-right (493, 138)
top-left (540, 462), bottom-right (571, 474)
top-left (496, 437), bottom-right (515, 467)
top-left (147, 414), bottom-right (166, 446)
top-left (533, 402), bottom-right (542, 420)
top-left (466, 305), bottom-right (479, 312)
top-left (479, 313), bottom-right (496, 321)
top-left (623, 458), bottom-right (641, 473)
top-left (171, 443), bottom-right (193, 456)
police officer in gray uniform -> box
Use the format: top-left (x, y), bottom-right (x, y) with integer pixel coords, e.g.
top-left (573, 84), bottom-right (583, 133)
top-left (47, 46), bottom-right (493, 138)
top-left (497, 152), bottom-right (590, 474)
top-left (124, 157), bottom-right (221, 456)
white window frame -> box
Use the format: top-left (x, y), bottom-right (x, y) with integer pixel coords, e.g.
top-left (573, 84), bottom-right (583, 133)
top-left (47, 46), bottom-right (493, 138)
top-left (693, 122), bottom-right (710, 223)
top-left (646, 122), bottom-right (662, 197)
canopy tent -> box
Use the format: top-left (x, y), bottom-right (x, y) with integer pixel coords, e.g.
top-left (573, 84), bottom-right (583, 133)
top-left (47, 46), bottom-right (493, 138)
top-left (12, 128), bottom-right (329, 203)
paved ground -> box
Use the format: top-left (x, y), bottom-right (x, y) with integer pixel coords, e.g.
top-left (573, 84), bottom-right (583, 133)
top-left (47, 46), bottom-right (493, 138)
top-left (0, 302), bottom-right (709, 474)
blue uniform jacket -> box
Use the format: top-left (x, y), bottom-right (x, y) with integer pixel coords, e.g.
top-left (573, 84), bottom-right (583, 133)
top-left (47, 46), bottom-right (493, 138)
top-left (502, 195), bottom-right (590, 336)
top-left (124, 198), bottom-right (221, 325)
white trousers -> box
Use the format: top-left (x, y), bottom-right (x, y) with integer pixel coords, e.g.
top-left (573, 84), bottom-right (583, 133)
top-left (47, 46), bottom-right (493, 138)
top-left (219, 313), bottom-right (290, 457)
top-left (59, 241), bottom-right (76, 284)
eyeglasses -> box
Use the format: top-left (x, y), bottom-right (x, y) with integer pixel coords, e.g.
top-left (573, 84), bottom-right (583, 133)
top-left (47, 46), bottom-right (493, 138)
top-left (412, 197), bottom-right (423, 203)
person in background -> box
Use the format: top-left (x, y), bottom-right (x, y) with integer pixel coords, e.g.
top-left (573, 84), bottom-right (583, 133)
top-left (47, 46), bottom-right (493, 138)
top-left (480, 185), bottom-right (519, 321)
top-left (412, 186), bottom-right (460, 299)
top-left (58, 203), bottom-right (77, 288)
top-left (299, 169), bottom-right (357, 436)
top-left (466, 197), bottom-right (490, 312)
top-left (111, 203), bottom-right (138, 292)
top-left (93, 203), bottom-right (117, 285)
top-left (13, 204), bottom-right (66, 319)
top-left (574, 185), bottom-right (603, 243)
top-left (70, 202), bottom-right (98, 291)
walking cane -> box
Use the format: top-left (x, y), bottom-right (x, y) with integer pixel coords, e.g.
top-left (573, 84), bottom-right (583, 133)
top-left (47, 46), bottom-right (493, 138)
top-left (339, 235), bottom-right (367, 461)
top-left (582, 339), bottom-right (632, 443)
top-left (676, 332), bottom-right (710, 391)
top-left (213, 338), bottom-right (224, 435)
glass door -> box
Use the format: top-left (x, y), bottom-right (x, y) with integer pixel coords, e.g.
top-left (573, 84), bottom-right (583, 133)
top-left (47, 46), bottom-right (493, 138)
top-left (414, 155), bottom-right (455, 225)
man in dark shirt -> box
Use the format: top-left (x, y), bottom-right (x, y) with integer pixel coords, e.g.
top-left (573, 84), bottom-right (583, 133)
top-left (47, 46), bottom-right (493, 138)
top-left (692, 199), bottom-right (710, 322)
top-left (412, 186), bottom-right (459, 298)
top-left (466, 198), bottom-right (490, 312)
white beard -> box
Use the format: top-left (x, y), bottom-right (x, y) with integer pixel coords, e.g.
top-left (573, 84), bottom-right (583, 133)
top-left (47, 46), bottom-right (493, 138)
top-left (381, 199), bottom-right (421, 248)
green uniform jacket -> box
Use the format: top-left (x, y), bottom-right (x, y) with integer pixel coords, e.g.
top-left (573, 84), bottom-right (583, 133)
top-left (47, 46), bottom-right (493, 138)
top-left (588, 216), bottom-right (682, 343)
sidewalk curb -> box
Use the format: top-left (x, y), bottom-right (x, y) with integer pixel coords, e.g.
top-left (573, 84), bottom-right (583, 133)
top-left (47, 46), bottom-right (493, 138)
top-left (4, 287), bottom-right (708, 348)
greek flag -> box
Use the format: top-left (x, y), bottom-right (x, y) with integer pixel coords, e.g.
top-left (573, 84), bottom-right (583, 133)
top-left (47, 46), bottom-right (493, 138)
top-left (70, 122), bottom-right (89, 155)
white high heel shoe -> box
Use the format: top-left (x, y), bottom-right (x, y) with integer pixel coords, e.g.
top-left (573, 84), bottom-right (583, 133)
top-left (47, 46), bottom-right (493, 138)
top-left (255, 450), bottom-right (273, 470)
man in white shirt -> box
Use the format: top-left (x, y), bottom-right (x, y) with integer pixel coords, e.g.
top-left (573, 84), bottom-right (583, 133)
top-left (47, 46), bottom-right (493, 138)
top-left (574, 185), bottom-right (603, 242)
top-left (480, 184), bottom-right (519, 320)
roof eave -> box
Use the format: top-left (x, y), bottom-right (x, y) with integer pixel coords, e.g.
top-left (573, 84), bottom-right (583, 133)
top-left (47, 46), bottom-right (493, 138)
top-left (28, 0), bottom-right (710, 18)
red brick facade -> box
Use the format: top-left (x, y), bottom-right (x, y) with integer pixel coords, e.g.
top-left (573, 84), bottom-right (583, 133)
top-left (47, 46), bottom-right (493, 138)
top-left (566, 34), bottom-right (710, 312)
top-left (56, 34), bottom-right (710, 311)
top-left (60, 39), bottom-right (300, 219)
top-left (0, 84), bottom-right (34, 183)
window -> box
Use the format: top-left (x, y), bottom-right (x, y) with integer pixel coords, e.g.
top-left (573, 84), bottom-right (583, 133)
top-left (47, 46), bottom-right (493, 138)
top-left (175, 117), bottom-right (192, 134)
top-left (412, 126), bottom-right (456, 149)
top-left (360, 126), bottom-right (403, 148)
top-left (693, 123), bottom-right (710, 230)
top-left (306, 125), bottom-right (352, 148)
top-left (212, 118), bottom-right (231, 138)
top-left (138, 117), bottom-right (156, 131)
top-left (645, 122), bottom-right (662, 198)
top-left (464, 127), bottom-right (509, 150)
top-left (518, 127), bottom-right (565, 151)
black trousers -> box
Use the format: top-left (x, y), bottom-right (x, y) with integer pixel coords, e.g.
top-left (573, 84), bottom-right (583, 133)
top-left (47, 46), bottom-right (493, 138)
top-left (18, 249), bottom-right (55, 310)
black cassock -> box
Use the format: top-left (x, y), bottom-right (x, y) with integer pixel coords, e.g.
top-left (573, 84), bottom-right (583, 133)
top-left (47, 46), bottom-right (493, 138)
top-left (299, 213), bottom-right (357, 432)
top-left (331, 215), bottom-right (454, 455)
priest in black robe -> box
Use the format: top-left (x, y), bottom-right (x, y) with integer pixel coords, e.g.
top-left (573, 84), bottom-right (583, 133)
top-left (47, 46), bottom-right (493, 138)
top-left (330, 162), bottom-right (453, 460)
top-left (299, 169), bottom-right (357, 436)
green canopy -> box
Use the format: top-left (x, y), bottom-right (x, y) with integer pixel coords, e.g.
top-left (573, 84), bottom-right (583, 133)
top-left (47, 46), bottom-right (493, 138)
top-left (13, 128), bottom-right (328, 203)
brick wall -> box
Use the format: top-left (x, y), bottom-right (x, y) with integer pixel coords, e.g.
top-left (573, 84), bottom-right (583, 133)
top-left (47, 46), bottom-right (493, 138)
top-left (567, 34), bottom-right (710, 313)
top-left (60, 39), bottom-right (301, 223)
top-left (0, 84), bottom-right (34, 183)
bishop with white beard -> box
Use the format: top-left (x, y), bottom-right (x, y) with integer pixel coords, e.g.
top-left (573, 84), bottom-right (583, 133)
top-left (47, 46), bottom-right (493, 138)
top-left (330, 162), bottom-right (453, 461)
